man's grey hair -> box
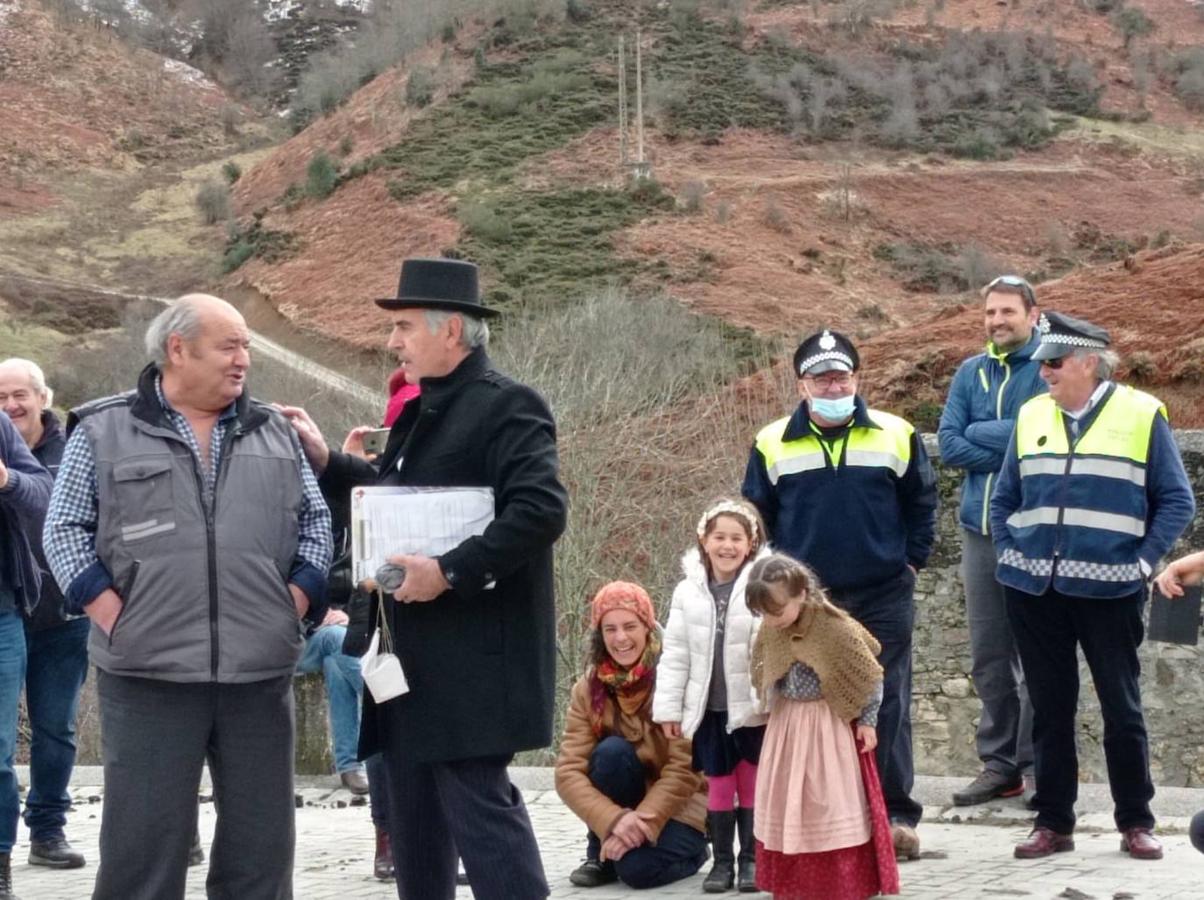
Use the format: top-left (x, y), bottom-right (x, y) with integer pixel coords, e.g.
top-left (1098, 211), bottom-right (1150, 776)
top-left (145, 297), bottom-right (207, 366)
top-left (423, 310), bottom-right (490, 349)
top-left (1073, 347), bottom-right (1120, 381)
top-left (0, 357), bottom-right (53, 407)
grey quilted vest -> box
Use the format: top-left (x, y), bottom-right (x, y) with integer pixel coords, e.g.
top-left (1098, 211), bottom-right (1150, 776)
top-left (74, 373), bottom-right (305, 683)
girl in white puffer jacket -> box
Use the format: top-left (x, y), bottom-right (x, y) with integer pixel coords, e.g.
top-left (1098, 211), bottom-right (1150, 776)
top-left (653, 498), bottom-right (770, 894)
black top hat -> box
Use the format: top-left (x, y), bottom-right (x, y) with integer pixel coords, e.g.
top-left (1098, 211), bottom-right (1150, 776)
top-left (375, 258), bottom-right (500, 318)
top-left (1032, 311), bottom-right (1110, 361)
top-left (793, 329), bottom-right (860, 376)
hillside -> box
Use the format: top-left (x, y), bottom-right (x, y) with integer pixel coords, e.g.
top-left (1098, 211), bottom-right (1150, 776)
top-left (1, 0), bottom-right (1201, 423)
top-left (216, 0), bottom-right (1204, 386)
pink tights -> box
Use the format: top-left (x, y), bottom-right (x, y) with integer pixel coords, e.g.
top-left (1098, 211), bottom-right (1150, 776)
top-left (706, 759), bottom-right (758, 811)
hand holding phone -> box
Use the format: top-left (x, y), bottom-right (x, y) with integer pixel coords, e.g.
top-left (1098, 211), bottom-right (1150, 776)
top-left (361, 428), bottom-right (391, 456)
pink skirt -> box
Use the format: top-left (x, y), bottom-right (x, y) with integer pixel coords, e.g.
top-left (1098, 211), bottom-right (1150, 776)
top-left (754, 696), bottom-right (899, 899)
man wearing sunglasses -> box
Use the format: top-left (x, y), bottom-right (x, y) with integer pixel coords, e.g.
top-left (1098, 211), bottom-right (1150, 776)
top-left (743, 329), bottom-right (938, 861)
top-left (938, 275), bottom-right (1044, 809)
top-left (990, 311), bottom-right (1194, 861)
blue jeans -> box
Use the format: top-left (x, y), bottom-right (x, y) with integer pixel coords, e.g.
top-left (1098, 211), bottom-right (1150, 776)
top-left (585, 736), bottom-right (707, 890)
top-left (0, 610), bottom-right (28, 853)
top-left (295, 624), bottom-right (363, 773)
top-left (22, 616), bottom-right (90, 841)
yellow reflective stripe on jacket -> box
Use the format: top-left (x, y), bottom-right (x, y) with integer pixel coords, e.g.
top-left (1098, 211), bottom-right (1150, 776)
top-left (755, 409), bottom-right (913, 486)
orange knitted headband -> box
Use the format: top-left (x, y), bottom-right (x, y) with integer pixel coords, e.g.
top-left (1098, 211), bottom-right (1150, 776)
top-left (590, 581), bottom-right (656, 631)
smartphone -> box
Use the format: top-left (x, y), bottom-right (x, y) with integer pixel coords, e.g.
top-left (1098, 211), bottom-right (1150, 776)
top-left (361, 428), bottom-right (391, 456)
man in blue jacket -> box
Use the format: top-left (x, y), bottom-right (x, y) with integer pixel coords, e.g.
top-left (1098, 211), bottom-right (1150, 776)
top-left (991, 311), bottom-right (1194, 862)
top-left (938, 276), bottom-right (1045, 807)
top-left (0, 408), bottom-right (54, 900)
top-left (0, 358), bottom-right (90, 872)
top-left (743, 329), bottom-right (938, 860)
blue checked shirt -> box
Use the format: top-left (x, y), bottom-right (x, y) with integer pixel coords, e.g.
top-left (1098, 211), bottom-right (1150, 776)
top-left (44, 375), bottom-right (331, 615)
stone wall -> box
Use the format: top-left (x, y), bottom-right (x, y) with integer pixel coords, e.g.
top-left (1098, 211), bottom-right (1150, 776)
top-left (36, 435), bottom-right (1204, 782)
top-left (913, 430), bottom-right (1204, 787)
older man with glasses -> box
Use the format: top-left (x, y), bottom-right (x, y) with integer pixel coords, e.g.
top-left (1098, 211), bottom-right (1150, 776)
top-left (938, 276), bottom-right (1045, 809)
top-left (990, 311), bottom-right (1194, 861)
top-left (743, 328), bottom-right (938, 861)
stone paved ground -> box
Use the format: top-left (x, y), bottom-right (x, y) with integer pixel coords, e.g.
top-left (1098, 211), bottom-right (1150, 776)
top-left (16, 771), bottom-right (1204, 899)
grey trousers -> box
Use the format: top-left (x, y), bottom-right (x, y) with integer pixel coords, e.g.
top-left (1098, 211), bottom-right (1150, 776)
top-left (92, 672), bottom-right (296, 900)
top-left (962, 528), bottom-right (1034, 777)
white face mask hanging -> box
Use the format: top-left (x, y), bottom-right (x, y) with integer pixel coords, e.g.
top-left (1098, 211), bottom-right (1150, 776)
top-left (360, 588), bottom-right (409, 703)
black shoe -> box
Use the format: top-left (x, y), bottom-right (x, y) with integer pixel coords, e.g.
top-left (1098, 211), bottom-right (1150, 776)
top-left (0, 851), bottom-right (19, 900)
top-left (735, 807), bottom-right (758, 892)
top-left (704, 810), bottom-right (736, 893)
top-left (28, 837), bottom-right (85, 869)
top-left (569, 858), bottom-right (617, 887)
top-left (188, 831), bottom-right (205, 867)
top-left (951, 769), bottom-right (1023, 806)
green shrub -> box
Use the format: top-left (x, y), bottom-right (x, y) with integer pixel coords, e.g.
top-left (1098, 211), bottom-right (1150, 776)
top-left (458, 200), bottom-right (514, 242)
top-left (405, 66), bottom-right (436, 108)
top-left (194, 180), bottom-right (230, 224)
top-left (221, 161), bottom-right (242, 184)
top-left (565, 0), bottom-right (590, 23)
top-left (305, 152), bottom-right (338, 200)
top-left (222, 241), bottom-right (254, 273)
top-left (1112, 7), bottom-right (1155, 49)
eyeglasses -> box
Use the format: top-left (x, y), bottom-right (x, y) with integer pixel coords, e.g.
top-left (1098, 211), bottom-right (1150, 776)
top-left (1039, 356), bottom-right (1065, 370)
top-left (804, 372), bottom-right (854, 389)
top-left (985, 274), bottom-right (1036, 307)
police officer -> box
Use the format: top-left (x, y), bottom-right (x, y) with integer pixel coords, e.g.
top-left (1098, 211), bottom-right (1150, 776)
top-left (742, 329), bottom-right (938, 860)
top-left (990, 311), bottom-right (1195, 861)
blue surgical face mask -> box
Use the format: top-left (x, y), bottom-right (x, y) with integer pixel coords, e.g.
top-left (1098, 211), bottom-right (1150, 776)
top-left (810, 394), bottom-right (856, 421)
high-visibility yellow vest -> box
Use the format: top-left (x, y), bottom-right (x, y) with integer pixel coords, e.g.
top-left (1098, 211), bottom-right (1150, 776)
top-left (998, 385), bottom-right (1165, 594)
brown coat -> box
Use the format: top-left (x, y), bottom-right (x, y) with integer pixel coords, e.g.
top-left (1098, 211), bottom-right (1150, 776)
top-left (554, 675), bottom-right (708, 843)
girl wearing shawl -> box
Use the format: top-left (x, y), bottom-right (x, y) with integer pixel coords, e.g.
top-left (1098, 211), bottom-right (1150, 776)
top-left (746, 554), bottom-right (900, 900)
top-left (555, 582), bottom-right (709, 889)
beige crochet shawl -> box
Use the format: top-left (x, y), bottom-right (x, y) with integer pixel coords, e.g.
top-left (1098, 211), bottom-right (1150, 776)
top-left (751, 601), bottom-right (883, 723)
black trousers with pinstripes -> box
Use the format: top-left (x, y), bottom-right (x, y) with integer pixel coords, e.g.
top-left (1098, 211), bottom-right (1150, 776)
top-left (382, 746), bottom-right (548, 900)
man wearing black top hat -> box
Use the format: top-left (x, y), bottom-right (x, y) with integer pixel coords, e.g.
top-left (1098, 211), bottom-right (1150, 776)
top-left (742, 329), bottom-right (938, 860)
top-left (990, 311), bottom-right (1193, 862)
top-left (280, 258), bottom-right (567, 900)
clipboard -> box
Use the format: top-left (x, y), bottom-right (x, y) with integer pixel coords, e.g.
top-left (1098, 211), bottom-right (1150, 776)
top-left (350, 486), bottom-right (494, 587)
top-left (1148, 583), bottom-right (1202, 646)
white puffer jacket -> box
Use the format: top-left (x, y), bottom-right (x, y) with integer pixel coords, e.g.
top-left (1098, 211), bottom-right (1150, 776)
top-left (652, 546), bottom-right (770, 738)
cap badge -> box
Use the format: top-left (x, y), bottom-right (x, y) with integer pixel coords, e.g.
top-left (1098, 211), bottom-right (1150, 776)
top-left (819, 331), bottom-right (836, 350)
top-left (1038, 314), bottom-right (1051, 334)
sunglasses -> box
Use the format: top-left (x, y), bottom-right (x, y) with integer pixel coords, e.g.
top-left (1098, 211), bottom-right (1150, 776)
top-left (985, 274), bottom-right (1036, 307)
top-left (1039, 356), bottom-right (1066, 369)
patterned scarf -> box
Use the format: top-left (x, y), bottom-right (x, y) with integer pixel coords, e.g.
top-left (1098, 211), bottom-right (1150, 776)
top-left (588, 629), bottom-right (663, 738)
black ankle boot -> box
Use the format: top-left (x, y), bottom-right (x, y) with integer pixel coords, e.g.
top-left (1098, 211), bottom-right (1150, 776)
top-left (0, 851), bottom-right (19, 900)
top-left (704, 810), bottom-right (736, 893)
top-left (736, 807), bottom-right (758, 892)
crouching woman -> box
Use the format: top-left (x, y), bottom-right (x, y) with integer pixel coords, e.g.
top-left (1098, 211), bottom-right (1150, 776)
top-left (555, 581), bottom-right (710, 889)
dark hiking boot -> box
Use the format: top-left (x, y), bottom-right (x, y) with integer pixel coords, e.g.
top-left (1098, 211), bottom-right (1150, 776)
top-left (28, 836), bottom-right (85, 869)
top-left (952, 769), bottom-right (1023, 806)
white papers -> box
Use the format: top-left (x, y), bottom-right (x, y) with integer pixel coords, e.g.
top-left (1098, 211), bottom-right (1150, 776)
top-left (350, 486), bottom-right (495, 586)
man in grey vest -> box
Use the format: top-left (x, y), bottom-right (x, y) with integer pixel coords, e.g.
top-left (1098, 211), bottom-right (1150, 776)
top-left (43, 295), bottom-right (332, 900)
